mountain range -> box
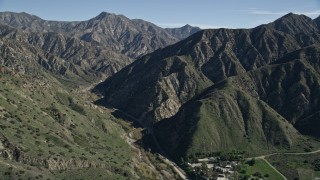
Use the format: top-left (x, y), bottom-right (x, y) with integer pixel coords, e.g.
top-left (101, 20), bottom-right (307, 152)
top-left (94, 13), bottom-right (320, 160)
top-left (0, 11), bottom-right (200, 58)
top-left (0, 11), bottom-right (201, 179)
top-left (1, 10), bottom-right (320, 179)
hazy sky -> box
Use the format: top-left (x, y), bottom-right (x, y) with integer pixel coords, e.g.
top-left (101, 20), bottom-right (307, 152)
top-left (0, 0), bottom-right (319, 29)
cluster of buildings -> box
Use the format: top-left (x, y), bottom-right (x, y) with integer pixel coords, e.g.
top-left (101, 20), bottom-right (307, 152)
top-left (188, 157), bottom-right (240, 180)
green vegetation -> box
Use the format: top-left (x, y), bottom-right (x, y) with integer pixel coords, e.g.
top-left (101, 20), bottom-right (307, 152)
top-left (155, 82), bottom-right (318, 161)
top-left (240, 159), bottom-right (285, 180)
top-left (266, 152), bottom-right (320, 180)
top-left (55, 92), bottom-right (86, 115)
top-left (0, 65), bottom-right (176, 179)
top-left (0, 71), bottom-right (134, 179)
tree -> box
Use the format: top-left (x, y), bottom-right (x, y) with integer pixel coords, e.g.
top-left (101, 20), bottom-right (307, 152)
top-left (313, 159), bottom-right (320, 171)
top-left (201, 161), bottom-right (208, 172)
top-left (246, 158), bottom-right (255, 166)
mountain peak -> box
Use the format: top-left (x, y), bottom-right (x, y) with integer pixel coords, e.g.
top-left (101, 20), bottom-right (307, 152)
top-left (282, 12), bottom-right (295, 18)
top-left (183, 24), bottom-right (192, 28)
top-left (279, 12), bottom-right (312, 21)
top-left (267, 12), bottom-right (317, 35)
top-left (95, 11), bottom-right (114, 19)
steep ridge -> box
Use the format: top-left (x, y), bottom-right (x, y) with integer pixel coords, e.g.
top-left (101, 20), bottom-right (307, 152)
top-left (266, 13), bottom-right (319, 36)
top-left (94, 32), bottom-right (214, 127)
top-left (229, 44), bottom-right (320, 137)
top-left (0, 24), bottom-right (132, 82)
top-left (0, 12), bottom-right (199, 58)
top-left (314, 15), bottom-right (320, 30)
top-left (154, 80), bottom-right (311, 160)
top-left (94, 13), bottom-right (320, 127)
top-left (0, 12), bottom-right (77, 32)
top-left (0, 63), bottom-right (147, 179)
top-left (154, 44), bottom-right (320, 160)
top-left (73, 12), bottom-right (177, 58)
top-left (265, 13), bottom-right (320, 47)
top-left (0, 13), bottom-right (184, 179)
top-left (165, 24), bottom-right (201, 40)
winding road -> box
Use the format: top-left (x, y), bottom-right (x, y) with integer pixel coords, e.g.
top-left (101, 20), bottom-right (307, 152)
top-left (112, 108), bottom-right (188, 180)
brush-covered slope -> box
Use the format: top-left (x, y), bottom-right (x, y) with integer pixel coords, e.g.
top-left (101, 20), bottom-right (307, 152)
top-left (0, 37), bottom-right (175, 178)
top-left (94, 13), bottom-right (320, 127)
top-left (154, 81), bottom-right (311, 160)
top-left (154, 44), bottom-right (320, 160)
top-left (0, 12), bottom-right (197, 58)
top-left (0, 65), bottom-right (138, 179)
top-left (0, 25), bottom-right (138, 178)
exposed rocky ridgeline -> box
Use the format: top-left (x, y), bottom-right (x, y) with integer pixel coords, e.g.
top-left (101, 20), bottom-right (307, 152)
top-left (0, 24), bottom-right (132, 81)
top-left (94, 51), bottom-right (213, 127)
top-left (0, 12), bottom-right (77, 32)
top-left (229, 44), bottom-right (320, 137)
top-left (165, 24), bottom-right (201, 40)
top-left (266, 13), bottom-right (319, 36)
top-left (265, 13), bottom-right (320, 48)
top-left (314, 15), bottom-right (320, 30)
top-left (0, 12), bottom-right (200, 58)
top-left (154, 44), bottom-right (320, 160)
top-left (94, 13), bottom-right (320, 128)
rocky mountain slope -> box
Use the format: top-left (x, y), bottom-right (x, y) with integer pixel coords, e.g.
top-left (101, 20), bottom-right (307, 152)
top-left (314, 15), bottom-right (320, 29)
top-left (0, 12), bottom-right (76, 32)
top-left (266, 13), bottom-right (319, 36)
top-left (0, 62), bottom-right (178, 179)
top-left (0, 24), bottom-right (132, 82)
top-left (0, 61), bottom-right (134, 178)
top-left (1, 10), bottom-right (320, 178)
top-left (0, 12), bottom-right (201, 179)
top-left (232, 44), bottom-right (320, 137)
top-left (154, 44), bottom-right (320, 160)
top-left (0, 12), bottom-right (199, 58)
top-left (94, 13), bottom-right (320, 129)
